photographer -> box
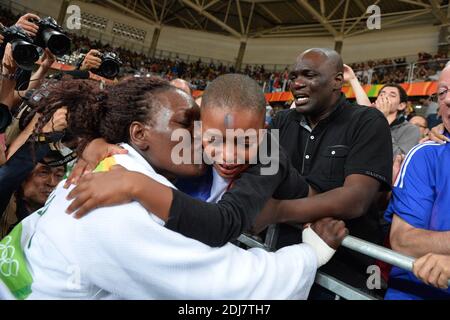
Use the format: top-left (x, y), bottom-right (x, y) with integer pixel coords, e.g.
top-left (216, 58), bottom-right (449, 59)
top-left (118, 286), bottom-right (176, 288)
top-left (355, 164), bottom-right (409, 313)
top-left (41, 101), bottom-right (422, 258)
top-left (79, 49), bottom-right (102, 71)
top-left (77, 49), bottom-right (121, 80)
top-left (1, 13), bottom-right (59, 140)
top-left (0, 104), bottom-right (67, 237)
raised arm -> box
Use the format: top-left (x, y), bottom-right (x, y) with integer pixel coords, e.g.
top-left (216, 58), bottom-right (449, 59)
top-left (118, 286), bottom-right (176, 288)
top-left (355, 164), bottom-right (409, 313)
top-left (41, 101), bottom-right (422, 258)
top-left (343, 64), bottom-right (371, 107)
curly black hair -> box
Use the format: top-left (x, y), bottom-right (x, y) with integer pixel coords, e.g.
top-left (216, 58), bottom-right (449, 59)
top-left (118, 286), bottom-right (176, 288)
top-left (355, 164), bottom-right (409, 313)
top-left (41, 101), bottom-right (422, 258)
top-left (31, 76), bottom-right (175, 153)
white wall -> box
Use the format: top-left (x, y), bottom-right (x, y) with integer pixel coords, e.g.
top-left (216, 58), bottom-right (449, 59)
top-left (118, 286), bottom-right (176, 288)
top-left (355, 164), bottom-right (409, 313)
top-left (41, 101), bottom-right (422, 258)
top-left (244, 36), bottom-right (334, 66)
top-left (8, 0), bottom-right (63, 18)
top-left (158, 27), bottom-right (239, 62)
top-left (7, 0), bottom-right (440, 66)
top-left (342, 25), bottom-right (440, 63)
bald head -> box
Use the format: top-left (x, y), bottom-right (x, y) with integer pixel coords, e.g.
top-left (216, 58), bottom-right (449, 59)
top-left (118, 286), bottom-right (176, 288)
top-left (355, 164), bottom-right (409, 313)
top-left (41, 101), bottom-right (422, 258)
top-left (170, 78), bottom-right (192, 96)
top-left (296, 48), bottom-right (343, 73)
top-left (290, 48), bottom-right (344, 115)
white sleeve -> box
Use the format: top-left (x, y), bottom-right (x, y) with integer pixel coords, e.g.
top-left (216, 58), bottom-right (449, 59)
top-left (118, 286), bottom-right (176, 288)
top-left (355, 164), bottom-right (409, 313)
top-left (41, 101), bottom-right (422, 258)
top-left (74, 202), bottom-right (318, 300)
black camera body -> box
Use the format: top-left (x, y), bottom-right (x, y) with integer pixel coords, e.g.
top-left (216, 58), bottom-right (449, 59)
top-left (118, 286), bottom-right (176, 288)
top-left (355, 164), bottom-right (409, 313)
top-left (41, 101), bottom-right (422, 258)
top-left (0, 25), bottom-right (40, 70)
top-left (32, 17), bottom-right (71, 56)
top-left (92, 52), bottom-right (122, 79)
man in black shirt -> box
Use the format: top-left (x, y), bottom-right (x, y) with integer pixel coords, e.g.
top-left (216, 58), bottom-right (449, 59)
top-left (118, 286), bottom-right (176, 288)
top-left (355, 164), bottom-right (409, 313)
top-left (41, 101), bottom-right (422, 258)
top-left (266, 48), bottom-right (393, 296)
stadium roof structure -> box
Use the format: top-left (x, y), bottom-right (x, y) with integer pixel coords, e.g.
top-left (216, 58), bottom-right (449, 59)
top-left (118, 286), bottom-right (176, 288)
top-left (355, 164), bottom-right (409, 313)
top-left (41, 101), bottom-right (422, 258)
top-left (93, 0), bottom-right (449, 39)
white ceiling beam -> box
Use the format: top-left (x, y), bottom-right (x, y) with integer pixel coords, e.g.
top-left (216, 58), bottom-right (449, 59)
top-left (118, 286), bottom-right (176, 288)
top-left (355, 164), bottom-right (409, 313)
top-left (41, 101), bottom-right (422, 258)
top-left (399, 0), bottom-right (431, 8)
top-left (258, 3), bottom-right (283, 24)
top-left (347, 8), bottom-right (433, 37)
top-left (246, 1), bottom-right (256, 35)
top-left (296, 0), bottom-right (339, 37)
top-left (236, 0), bottom-right (246, 35)
top-left (340, 0), bottom-right (350, 34)
top-left (428, 0), bottom-right (449, 24)
top-left (180, 0), bottom-right (242, 38)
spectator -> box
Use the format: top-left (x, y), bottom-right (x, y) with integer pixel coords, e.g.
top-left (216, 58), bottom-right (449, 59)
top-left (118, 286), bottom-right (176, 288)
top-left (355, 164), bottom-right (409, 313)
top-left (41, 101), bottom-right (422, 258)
top-left (384, 63), bottom-right (450, 300)
top-left (263, 48), bottom-right (393, 298)
top-left (409, 115), bottom-right (429, 139)
top-left (0, 77), bottom-right (347, 300)
top-left (427, 106), bottom-right (443, 129)
top-left (0, 150), bottom-right (65, 237)
top-left (374, 84), bottom-right (421, 156)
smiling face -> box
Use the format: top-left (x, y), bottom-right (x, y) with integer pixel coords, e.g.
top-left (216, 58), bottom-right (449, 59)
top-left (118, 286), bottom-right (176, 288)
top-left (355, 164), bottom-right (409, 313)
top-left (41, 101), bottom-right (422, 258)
top-left (289, 49), bottom-right (343, 115)
top-left (22, 162), bottom-right (65, 212)
top-left (130, 88), bottom-right (205, 180)
top-left (201, 106), bottom-right (265, 179)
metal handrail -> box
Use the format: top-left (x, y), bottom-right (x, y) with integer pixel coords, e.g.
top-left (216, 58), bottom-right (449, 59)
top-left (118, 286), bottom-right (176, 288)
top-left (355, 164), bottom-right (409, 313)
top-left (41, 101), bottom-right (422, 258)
top-left (342, 235), bottom-right (413, 271)
top-left (238, 233), bottom-right (450, 290)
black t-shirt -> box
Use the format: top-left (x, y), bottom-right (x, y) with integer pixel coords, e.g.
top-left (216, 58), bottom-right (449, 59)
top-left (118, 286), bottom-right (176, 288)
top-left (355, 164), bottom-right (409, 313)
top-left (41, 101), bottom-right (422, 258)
top-left (166, 132), bottom-right (310, 247)
top-left (270, 95), bottom-right (393, 289)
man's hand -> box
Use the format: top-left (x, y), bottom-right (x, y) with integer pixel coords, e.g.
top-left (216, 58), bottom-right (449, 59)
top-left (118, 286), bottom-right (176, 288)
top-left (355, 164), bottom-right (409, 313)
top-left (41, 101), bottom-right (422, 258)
top-left (309, 217), bottom-right (348, 250)
top-left (375, 95), bottom-right (392, 118)
top-left (80, 49), bottom-right (102, 71)
top-left (413, 253), bottom-right (450, 289)
top-left (39, 48), bottom-right (56, 70)
top-left (2, 43), bottom-right (17, 74)
top-left (66, 165), bottom-right (138, 218)
top-left (0, 33), bottom-right (4, 46)
top-left (42, 107), bottom-right (68, 133)
top-left (64, 138), bottom-right (128, 187)
top-left (420, 123), bottom-right (449, 144)
top-left (343, 64), bottom-right (356, 83)
top-left (15, 13), bottom-right (40, 37)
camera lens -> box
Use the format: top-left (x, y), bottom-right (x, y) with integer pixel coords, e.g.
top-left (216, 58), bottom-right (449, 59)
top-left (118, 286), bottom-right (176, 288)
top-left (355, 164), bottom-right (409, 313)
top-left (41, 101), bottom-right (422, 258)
top-left (42, 29), bottom-right (71, 56)
top-left (11, 40), bottom-right (40, 70)
top-left (100, 59), bottom-right (120, 79)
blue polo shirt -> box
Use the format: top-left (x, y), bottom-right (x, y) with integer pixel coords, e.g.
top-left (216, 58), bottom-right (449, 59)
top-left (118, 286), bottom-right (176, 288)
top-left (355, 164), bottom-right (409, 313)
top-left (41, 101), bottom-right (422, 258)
top-left (384, 137), bottom-right (450, 300)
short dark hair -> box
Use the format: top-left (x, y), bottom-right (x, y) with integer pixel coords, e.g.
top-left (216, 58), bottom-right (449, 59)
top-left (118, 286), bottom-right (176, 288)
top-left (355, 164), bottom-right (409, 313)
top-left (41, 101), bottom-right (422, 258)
top-left (380, 83), bottom-right (408, 104)
top-left (202, 74), bottom-right (266, 114)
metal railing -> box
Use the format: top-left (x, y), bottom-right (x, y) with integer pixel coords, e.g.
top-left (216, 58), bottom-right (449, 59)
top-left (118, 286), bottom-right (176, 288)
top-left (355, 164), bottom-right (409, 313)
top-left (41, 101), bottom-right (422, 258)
top-left (237, 227), bottom-right (450, 300)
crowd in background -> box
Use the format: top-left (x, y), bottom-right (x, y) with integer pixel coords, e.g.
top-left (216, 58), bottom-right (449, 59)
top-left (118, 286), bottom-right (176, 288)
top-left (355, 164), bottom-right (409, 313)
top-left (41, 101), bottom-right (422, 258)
top-left (2, 6), bottom-right (447, 94)
top-left (1, 8), bottom-right (450, 301)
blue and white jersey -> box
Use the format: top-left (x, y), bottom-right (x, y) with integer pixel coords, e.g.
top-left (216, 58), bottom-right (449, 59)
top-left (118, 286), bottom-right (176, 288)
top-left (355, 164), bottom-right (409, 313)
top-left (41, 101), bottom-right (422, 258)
top-left (384, 137), bottom-right (450, 300)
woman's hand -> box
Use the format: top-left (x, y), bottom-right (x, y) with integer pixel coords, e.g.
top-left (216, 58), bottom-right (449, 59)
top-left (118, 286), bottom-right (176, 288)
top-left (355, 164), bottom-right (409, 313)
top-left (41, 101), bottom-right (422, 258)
top-left (64, 138), bottom-right (128, 187)
top-left (66, 165), bottom-right (139, 218)
top-left (309, 217), bottom-right (348, 250)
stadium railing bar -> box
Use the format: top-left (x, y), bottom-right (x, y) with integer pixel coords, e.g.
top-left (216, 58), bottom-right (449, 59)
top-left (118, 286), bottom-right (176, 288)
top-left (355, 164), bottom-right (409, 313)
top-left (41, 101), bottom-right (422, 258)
top-left (237, 224), bottom-right (450, 300)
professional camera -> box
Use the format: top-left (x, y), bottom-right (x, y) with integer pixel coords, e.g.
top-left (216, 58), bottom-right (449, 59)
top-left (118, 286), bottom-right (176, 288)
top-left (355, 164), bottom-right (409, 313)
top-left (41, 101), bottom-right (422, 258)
top-left (0, 25), bottom-right (40, 70)
top-left (92, 52), bottom-right (122, 79)
top-left (32, 17), bottom-right (71, 56)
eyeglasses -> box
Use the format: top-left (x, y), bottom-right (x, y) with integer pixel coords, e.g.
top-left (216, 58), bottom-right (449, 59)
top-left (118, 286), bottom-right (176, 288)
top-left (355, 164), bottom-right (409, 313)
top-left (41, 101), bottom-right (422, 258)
top-left (430, 88), bottom-right (450, 102)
